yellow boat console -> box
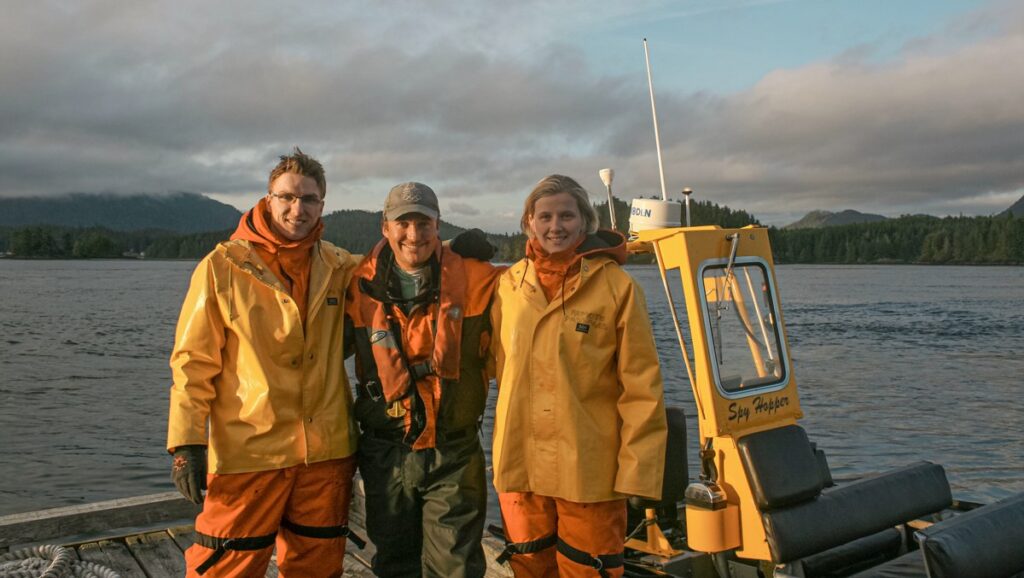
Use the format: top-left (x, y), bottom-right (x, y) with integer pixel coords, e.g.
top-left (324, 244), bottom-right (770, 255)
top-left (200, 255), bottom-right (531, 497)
top-left (609, 42), bottom-right (1024, 575)
top-left (633, 225), bottom-right (801, 561)
top-left (618, 223), bottom-right (1024, 578)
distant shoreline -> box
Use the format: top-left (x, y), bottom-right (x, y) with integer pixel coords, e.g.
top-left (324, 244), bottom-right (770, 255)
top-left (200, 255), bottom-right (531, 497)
top-left (1, 255), bottom-right (1020, 266)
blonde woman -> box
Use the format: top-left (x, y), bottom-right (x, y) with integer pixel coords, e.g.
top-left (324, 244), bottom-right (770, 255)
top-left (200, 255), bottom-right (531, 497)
top-left (491, 174), bottom-right (667, 578)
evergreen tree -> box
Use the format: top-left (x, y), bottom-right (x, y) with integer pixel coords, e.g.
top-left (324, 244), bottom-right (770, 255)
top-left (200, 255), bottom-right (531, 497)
top-left (72, 230), bottom-right (119, 258)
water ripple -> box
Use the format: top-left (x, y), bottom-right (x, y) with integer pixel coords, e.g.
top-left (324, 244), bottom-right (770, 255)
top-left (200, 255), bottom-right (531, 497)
top-left (1, 261), bottom-right (1022, 515)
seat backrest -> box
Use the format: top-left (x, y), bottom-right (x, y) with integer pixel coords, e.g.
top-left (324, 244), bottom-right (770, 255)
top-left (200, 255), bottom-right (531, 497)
top-left (809, 442), bottom-right (834, 488)
top-left (917, 491), bottom-right (1024, 578)
top-left (662, 406), bottom-right (688, 504)
top-left (737, 425), bottom-right (824, 510)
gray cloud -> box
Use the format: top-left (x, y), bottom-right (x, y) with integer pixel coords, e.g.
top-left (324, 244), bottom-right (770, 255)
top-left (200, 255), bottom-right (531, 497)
top-left (448, 202), bottom-right (481, 217)
top-left (1, 1), bottom-right (1021, 231)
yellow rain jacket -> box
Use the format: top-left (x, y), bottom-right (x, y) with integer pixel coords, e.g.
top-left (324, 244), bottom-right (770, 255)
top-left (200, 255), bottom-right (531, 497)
top-left (491, 231), bottom-right (667, 502)
top-left (167, 239), bottom-right (360, 474)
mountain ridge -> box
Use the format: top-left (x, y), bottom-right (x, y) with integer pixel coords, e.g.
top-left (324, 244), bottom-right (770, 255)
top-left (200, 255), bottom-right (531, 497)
top-left (4, 192), bottom-right (1022, 233)
top-left (999, 194), bottom-right (1024, 218)
top-left (0, 192), bottom-right (242, 233)
top-left (785, 209), bottom-right (888, 229)
top-left (2, 193), bottom-right (1019, 264)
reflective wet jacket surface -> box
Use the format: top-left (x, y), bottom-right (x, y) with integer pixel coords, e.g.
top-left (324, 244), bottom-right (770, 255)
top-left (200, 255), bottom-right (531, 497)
top-left (167, 239), bottom-right (360, 474)
top-left (491, 232), bottom-right (667, 502)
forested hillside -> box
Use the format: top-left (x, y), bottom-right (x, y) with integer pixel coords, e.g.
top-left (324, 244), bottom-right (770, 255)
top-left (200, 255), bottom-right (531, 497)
top-left (0, 226), bottom-right (231, 259)
top-left (785, 209), bottom-right (888, 229)
top-left (2, 199), bottom-right (1020, 265)
top-left (770, 214), bottom-right (1024, 264)
top-left (0, 192), bottom-right (241, 233)
top-left (0, 209), bottom-right (480, 259)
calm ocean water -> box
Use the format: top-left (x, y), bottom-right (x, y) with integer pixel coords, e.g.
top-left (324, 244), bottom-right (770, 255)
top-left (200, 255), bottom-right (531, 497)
top-left (0, 259), bottom-right (1022, 517)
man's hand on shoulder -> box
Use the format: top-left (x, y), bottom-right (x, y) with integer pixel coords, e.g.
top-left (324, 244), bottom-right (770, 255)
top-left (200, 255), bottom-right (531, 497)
top-left (449, 228), bottom-right (496, 261)
top-left (171, 445), bottom-right (208, 504)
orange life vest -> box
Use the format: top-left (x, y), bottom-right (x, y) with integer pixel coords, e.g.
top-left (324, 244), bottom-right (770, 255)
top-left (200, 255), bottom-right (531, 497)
top-left (347, 240), bottom-right (500, 449)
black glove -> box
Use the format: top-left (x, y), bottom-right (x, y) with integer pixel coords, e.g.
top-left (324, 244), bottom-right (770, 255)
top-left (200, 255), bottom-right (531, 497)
top-left (171, 445), bottom-right (207, 504)
top-left (450, 228), bottom-right (496, 261)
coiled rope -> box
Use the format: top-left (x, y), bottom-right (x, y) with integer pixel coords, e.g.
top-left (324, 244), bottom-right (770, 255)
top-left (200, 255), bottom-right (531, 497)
top-left (0, 544), bottom-right (120, 578)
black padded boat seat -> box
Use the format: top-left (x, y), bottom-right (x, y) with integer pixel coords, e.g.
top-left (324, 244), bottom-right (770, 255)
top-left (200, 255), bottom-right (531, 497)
top-left (916, 491), bottom-right (1024, 578)
top-left (810, 442), bottom-right (834, 488)
top-left (847, 549), bottom-right (925, 578)
top-left (793, 528), bottom-right (902, 577)
top-left (763, 461), bottom-right (951, 563)
top-left (738, 425), bottom-right (825, 510)
top-left (847, 492), bottom-right (1024, 578)
top-left (661, 406), bottom-right (689, 505)
top-left (737, 425), bottom-right (951, 564)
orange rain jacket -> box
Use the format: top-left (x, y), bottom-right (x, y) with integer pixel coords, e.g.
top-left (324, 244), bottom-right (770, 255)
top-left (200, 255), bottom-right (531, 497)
top-left (167, 239), bottom-right (360, 474)
top-left (491, 231), bottom-right (667, 502)
top-left (347, 240), bottom-right (501, 450)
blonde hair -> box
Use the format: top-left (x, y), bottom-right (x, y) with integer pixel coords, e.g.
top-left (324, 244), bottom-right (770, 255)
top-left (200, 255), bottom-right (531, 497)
top-left (520, 174), bottom-right (599, 236)
top-left (268, 147), bottom-right (326, 197)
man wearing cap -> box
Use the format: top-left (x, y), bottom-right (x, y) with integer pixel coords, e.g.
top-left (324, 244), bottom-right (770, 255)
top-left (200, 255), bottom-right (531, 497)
top-left (346, 182), bottom-right (501, 577)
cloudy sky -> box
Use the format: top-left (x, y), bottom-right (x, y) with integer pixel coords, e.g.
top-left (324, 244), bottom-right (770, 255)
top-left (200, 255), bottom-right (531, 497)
top-left (2, 0), bottom-right (1022, 230)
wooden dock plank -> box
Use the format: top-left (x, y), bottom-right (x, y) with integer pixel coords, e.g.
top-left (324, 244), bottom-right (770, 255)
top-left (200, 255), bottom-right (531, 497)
top-left (344, 480), bottom-right (376, 571)
top-left (345, 529), bottom-right (376, 570)
top-left (343, 553), bottom-right (377, 577)
top-left (483, 536), bottom-right (514, 578)
top-left (266, 556), bottom-right (280, 578)
top-left (126, 531), bottom-right (188, 577)
top-left (166, 525), bottom-right (196, 552)
top-left (77, 539), bottom-right (147, 577)
top-left (348, 477), bottom-right (368, 530)
top-left (0, 492), bottom-right (199, 551)
top-left (4, 482), bottom-right (513, 576)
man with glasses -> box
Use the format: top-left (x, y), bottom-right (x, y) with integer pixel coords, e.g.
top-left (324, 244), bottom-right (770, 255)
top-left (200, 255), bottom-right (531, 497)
top-left (168, 148), bottom-right (363, 576)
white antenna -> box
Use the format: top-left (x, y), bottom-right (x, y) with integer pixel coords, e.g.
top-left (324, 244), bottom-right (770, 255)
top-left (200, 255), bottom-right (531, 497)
top-left (599, 168), bottom-right (617, 230)
top-left (643, 38), bottom-right (668, 202)
top-left (683, 187), bottom-right (693, 227)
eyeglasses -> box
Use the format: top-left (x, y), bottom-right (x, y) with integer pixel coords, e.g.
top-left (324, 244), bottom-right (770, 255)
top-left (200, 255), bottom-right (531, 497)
top-left (269, 192), bottom-right (324, 207)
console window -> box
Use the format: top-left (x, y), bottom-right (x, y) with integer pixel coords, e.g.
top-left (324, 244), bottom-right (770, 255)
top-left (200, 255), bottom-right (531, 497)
top-left (702, 262), bottom-right (785, 394)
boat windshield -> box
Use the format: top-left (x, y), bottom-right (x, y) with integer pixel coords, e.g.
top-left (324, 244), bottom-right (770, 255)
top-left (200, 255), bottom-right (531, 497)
top-left (701, 260), bottom-right (786, 395)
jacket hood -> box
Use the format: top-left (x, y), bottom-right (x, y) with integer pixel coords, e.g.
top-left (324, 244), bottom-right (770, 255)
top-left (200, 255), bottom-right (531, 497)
top-left (523, 229), bottom-right (627, 306)
top-left (575, 229), bottom-right (627, 265)
top-left (230, 197), bottom-right (323, 254)
top-left (526, 229), bottom-right (627, 267)
top-left (229, 197), bottom-right (323, 323)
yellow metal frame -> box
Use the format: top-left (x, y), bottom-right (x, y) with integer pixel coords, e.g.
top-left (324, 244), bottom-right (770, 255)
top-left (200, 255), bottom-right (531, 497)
top-left (624, 508), bottom-right (683, 557)
top-left (633, 225), bottom-right (803, 561)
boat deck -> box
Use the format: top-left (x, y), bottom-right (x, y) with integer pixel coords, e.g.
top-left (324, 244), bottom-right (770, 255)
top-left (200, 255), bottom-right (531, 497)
top-left (0, 481), bottom-right (512, 577)
top-left (60, 524), bottom-right (375, 577)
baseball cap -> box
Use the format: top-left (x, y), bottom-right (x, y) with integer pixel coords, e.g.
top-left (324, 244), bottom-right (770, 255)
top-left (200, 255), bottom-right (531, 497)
top-left (384, 182), bottom-right (440, 221)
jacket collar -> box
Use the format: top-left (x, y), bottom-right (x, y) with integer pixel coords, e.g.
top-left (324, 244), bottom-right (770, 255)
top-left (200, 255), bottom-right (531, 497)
top-left (355, 239), bottom-right (442, 307)
top-left (219, 238), bottom-right (344, 293)
top-left (509, 248), bottom-right (615, 313)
